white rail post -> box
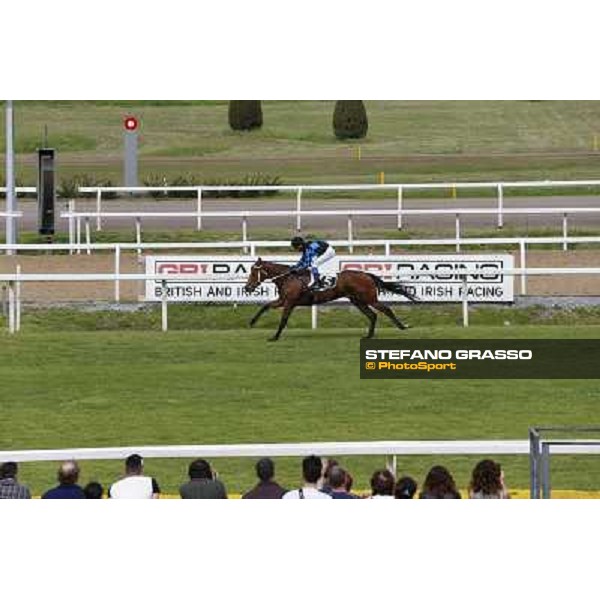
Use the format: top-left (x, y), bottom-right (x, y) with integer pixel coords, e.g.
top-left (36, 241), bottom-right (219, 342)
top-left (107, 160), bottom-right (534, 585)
top-left (311, 305), bottom-right (318, 329)
top-left (385, 241), bottom-right (391, 256)
top-left (519, 240), bottom-right (527, 295)
top-left (242, 216), bottom-right (248, 254)
top-left (455, 213), bottom-right (461, 251)
top-left (296, 187), bottom-right (303, 232)
top-left (397, 185), bottom-right (403, 230)
top-left (385, 455), bottom-right (397, 477)
top-left (114, 245), bottom-right (121, 302)
top-left (76, 216), bottom-right (82, 255)
top-left (68, 199), bottom-right (75, 253)
top-left (96, 189), bottom-right (102, 231)
top-left (135, 217), bottom-right (142, 258)
top-left (461, 275), bottom-right (469, 327)
top-left (347, 215), bottom-right (354, 254)
top-left (562, 213), bottom-right (568, 251)
top-left (1, 284), bottom-right (6, 318)
top-left (15, 264), bottom-right (21, 332)
top-left (161, 279), bottom-right (168, 332)
top-left (250, 242), bottom-right (256, 257)
top-left (497, 184), bottom-right (504, 229)
top-left (7, 280), bottom-right (15, 334)
top-left (196, 188), bottom-right (203, 231)
top-left (85, 217), bottom-right (91, 255)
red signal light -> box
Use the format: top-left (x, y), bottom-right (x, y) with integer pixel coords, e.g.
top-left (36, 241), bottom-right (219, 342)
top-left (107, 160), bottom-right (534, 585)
top-left (124, 116), bottom-right (139, 131)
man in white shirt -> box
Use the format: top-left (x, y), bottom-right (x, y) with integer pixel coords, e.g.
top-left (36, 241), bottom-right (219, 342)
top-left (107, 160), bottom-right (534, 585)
top-left (109, 454), bottom-right (161, 499)
top-left (282, 455), bottom-right (332, 500)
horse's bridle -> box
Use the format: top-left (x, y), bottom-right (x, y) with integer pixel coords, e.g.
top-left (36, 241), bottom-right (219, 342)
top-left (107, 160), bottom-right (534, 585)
top-left (251, 264), bottom-right (292, 285)
top-left (251, 263), bottom-right (266, 285)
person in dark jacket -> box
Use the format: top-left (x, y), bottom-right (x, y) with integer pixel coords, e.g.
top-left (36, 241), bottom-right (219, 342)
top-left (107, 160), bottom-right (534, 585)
top-left (180, 459), bottom-right (227, 499)
top-left (327, 467), bottom-right (357, 499)
top-left (242, 458), bottom-right (287, 499)
top-left (42, 460), bottom-right (86, 499)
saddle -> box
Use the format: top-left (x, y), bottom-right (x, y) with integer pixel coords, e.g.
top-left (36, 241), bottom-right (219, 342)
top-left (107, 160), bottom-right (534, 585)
top-left (311, 275), bottom-right (337, 291)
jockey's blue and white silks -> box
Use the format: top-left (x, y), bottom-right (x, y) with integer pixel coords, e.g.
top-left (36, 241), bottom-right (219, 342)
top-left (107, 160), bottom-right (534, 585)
top-left (293, 240), bottom-right (337, 283)
top-left (294, 240), bottom-right (327, 269)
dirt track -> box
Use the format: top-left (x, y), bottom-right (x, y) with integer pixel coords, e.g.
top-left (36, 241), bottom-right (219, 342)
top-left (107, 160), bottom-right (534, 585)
top-left (1, 249), bottom-right (599, 303)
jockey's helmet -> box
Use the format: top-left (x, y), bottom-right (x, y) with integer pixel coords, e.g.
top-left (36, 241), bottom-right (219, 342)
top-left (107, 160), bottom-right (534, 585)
top-left (290, 236), bottom-right (305, 250)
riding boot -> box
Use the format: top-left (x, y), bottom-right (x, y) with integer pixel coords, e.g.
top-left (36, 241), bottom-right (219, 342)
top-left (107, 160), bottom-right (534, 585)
top-left (308, 269), bottom-right (321, 290)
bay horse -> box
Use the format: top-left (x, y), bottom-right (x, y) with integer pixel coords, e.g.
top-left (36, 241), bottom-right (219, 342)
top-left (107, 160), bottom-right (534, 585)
top-left (244, 259), bottom-right (418, 341)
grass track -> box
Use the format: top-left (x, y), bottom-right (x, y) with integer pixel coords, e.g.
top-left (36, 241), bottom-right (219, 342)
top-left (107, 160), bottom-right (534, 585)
top-left (1, 323), bottom-right (599, 495)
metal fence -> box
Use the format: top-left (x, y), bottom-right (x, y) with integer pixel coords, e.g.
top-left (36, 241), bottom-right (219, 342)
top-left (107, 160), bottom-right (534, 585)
top-left (529, 426), bottom-right (600, 499)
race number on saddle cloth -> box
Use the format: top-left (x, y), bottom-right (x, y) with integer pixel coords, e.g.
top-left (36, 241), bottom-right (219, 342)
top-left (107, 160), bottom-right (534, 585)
top-left (290, 236), bottom-right (337, 290)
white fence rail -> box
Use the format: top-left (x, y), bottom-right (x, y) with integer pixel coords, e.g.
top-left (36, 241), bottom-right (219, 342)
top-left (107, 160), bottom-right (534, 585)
top-left (2, 267), bottom-right (600, 334)
top-left (62, 205), bottom-right (600, 250)
top-left (1, 439), bottom-right (598, 498)
top-left (2, 234), bottom-right (600, 299)
top-left (0, 440), bottom-right (536, 464)
top-left (78, 179), bottom-right (600, 232)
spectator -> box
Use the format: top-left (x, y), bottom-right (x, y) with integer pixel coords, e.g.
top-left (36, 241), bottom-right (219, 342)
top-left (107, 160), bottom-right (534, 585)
top-left (109, 454), bottom-right (160, 499)
top-left (242, 458), bottom-right (286, 499)
top-left (420, 465), bottom-right (461, 499)
top-left (0, 462), bottom-right (31, 499)
top-left (42, 460), bottom-right (86, 499)
top-left (282, 455), bottom-right (332, 499)
top-left (369, 469), bottom-right (395, 499)
top-left (469, 460), bottom-right (510, 499)
top-left (328, 466), bottom-right (357, 499)
top-left (180, 459), bottom-right (227, 499)
top-left (84, 481), bottom-right (104, 499)
top-left (320, 458), bottom-right (340, 495)
top-left (395, 476), bottom-right (418, 500)
top-left (344, 471), bottom-right (355, 495)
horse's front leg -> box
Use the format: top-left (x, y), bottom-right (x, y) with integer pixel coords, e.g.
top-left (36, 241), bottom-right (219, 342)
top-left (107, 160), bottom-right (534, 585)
top-left (268, 303), bottom-right (296, 342)
top-left (249, 299), bottom-right (282, 328)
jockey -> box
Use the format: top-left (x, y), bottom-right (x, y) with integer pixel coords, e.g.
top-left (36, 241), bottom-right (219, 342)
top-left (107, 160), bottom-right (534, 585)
top-left (290, 236), bottom-right (337, 290)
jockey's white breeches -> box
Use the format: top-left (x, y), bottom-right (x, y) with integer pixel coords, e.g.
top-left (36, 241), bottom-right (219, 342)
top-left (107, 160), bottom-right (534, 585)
top-left (312, 246), bottom-right (337, 275)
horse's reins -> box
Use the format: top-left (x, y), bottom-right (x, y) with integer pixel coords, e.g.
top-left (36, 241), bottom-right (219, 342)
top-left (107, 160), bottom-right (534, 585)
top-left (252, 264), bottom-right (294, 284)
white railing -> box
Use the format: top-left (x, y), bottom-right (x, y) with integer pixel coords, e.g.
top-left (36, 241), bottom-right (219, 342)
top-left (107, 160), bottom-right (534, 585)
top-left (0, 186), bottom-right (36, 194)
top-left (78, 179), bottom-right (600, 232)
top-left (2, 267), bottom-right (600, 334)
top-left (61, 206), bottom-right (600, 251)
top-left (2, 234), bottom-right (600, 300)
top-left (1, 440), bottom-right (598, 499)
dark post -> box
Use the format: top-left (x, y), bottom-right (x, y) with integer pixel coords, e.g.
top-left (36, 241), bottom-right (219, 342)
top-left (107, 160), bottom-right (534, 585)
top-left (37, 148), bottom-right (56, 236)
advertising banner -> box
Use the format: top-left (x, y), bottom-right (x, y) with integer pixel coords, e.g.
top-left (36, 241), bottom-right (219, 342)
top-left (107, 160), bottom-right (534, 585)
top-left (145, 254), bottom-right (514, 303)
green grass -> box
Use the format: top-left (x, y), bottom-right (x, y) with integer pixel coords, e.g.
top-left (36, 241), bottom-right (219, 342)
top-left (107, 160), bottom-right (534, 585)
top-left (4, 101), bottom-right (600, 186)
top-left (1, 314), bottom-right (599, 496)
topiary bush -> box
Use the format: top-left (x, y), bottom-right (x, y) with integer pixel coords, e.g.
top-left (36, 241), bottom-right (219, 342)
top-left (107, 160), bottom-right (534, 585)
top-left (333, 100), bottom-right (368, 140)
top-left (228, 101), bottom-right (263, 131)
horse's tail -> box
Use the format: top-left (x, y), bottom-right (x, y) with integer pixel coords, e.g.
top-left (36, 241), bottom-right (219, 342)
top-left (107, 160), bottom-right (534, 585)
top-left (366, 273), bottom-right (419, 303)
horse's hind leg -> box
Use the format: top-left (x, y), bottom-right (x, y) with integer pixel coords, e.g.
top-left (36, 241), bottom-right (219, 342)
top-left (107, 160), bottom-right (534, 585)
top-left (268, 304), bottom-right (296, 342)
top-left (351, 300), bottom-right (378, 339)
top-left (372, 301), bottom-right (408, 330)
